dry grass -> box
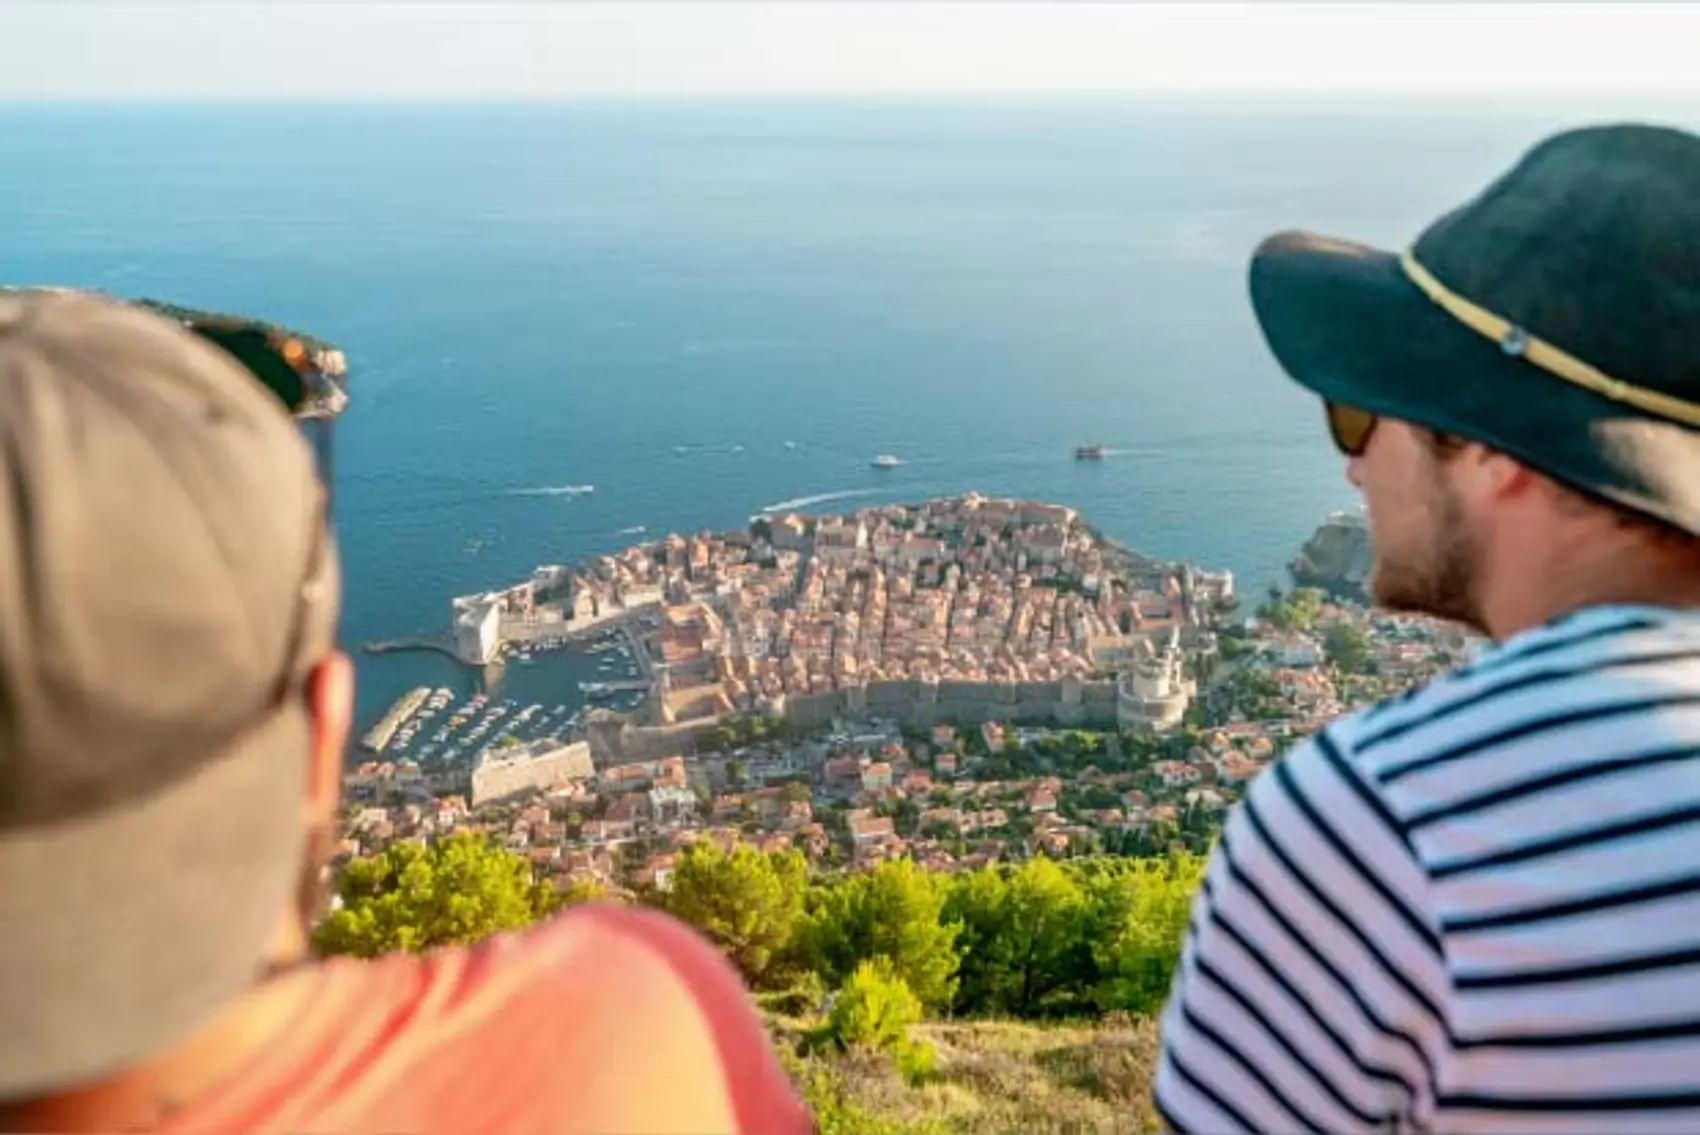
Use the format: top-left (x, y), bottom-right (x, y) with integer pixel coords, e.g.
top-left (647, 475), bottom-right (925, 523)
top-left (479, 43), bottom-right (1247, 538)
top-left (779, 1014), bottom-right (1165, 1134)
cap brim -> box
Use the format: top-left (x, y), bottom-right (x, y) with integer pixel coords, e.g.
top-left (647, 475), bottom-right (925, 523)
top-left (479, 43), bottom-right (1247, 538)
top-left (1249, 230), bottom-right (1700, 535)
top-left (0, 705), bottom-right (309, 1096)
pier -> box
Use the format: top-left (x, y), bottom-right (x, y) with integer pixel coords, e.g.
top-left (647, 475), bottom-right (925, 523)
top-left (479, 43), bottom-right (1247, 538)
top-left (579, 679), bottom-right (652, 695)
top-left (362, 635), bottom-right (461, 662)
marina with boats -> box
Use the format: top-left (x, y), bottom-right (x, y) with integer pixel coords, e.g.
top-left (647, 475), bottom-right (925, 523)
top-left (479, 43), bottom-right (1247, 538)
top-left (358, 627), bottom-right (651, 765)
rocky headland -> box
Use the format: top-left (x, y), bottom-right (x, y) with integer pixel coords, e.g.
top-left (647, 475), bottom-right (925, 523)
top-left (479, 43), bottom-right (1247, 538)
top-left (1288, 507), bottom-right (1373, 602)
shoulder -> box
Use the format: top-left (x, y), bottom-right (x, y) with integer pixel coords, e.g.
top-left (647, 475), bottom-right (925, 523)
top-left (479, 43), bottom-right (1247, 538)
top-left (1224, 605), bottom-right (1696, 910)
top-left (472, 901), bottom-right (755, 1000)
top-left (517, 901), bottom-right (747, 983)
top-left (1313, 605), bottom-right (1700, 812)
top-left (1231, 724), bottom-right (1430, 919)
top-left (522, 903), bottom-right (787, 1054)
top-left (1159, 728), bottom-right (1450, 1130)
top-left (495, 904), bottom-right (812, 1133)
top-left (319, 905), bottom-right (811, 1135)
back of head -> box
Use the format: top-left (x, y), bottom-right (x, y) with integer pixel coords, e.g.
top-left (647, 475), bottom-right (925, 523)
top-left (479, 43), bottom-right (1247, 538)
top-left (0, 290), bottom-right (339, 1097)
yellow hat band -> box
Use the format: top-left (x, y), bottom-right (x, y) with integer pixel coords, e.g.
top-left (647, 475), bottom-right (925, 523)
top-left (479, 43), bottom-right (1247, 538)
top-left (1398, 250), bottom-right (1700, 429)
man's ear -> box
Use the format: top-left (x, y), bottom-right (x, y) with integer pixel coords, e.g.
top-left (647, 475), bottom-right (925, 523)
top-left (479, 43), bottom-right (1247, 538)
top-left (305, 650), bottom-right (354, 823)
top-left (1456, 443), bottom-right (1539, 507)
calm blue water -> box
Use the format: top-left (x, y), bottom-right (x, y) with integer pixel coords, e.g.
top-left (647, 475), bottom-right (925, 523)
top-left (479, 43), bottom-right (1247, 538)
top-left (5, 96), bottom-right (1695, 734)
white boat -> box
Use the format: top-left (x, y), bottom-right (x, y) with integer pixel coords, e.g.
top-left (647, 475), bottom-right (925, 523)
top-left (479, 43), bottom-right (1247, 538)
top-left (871, 454), bottom-right (903, 469)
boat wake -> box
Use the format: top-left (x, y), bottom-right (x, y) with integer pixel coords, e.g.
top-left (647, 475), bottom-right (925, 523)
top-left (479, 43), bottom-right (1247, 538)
top-left (674, 444), bottom-right (747, 457)
top-left (511, 484), bottom-right (596, 498)
top-left (761, 487), bottom-right (885, 513)
top-left (617, 525), bottom-right (648, 536)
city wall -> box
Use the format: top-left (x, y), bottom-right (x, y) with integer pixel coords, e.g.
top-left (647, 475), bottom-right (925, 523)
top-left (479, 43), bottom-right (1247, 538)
top-left (780, 677), bottom-right (1120, 731)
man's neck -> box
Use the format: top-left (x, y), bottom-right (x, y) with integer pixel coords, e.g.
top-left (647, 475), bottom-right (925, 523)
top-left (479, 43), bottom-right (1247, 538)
top-left (1480, 537), bottom-right (1700, 641)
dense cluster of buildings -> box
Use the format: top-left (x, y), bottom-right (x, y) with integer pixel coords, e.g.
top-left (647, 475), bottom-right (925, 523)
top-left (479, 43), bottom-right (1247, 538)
top-left (342, 567), bottom-right (1478, 894)
top-left (722, 497), bottom-right (1228, 702)
top-left (446, 494), bottom-right (1235, 732)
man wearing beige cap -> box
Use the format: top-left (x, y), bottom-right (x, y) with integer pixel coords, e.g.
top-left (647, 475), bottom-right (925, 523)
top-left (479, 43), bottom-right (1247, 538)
top-left (0, 292), bottom-right (810, 1133)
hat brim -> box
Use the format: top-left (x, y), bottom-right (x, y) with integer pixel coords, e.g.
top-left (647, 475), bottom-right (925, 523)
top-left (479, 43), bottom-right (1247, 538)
top-left (1249, 230), bottom-right (1700, 536)
top-left (0, 704), bottom-right (309, 1096)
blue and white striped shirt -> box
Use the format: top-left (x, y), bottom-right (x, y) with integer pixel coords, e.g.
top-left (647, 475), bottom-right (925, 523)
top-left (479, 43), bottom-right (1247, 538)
top-left (1156, 604), bottom-right (1700, 1134)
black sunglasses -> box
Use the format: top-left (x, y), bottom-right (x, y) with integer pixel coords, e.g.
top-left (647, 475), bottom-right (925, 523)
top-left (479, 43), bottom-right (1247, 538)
top-left (142, 301), bottom-right (349, 655)
top-left (139, 300), bottom-right (348, 512)
top-left (1324, 401), bottom-right (1378, 457)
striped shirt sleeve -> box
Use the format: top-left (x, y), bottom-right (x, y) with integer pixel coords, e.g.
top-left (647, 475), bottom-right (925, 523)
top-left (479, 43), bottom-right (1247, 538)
top-left (1154, 731), bottom-right (1452, 1134)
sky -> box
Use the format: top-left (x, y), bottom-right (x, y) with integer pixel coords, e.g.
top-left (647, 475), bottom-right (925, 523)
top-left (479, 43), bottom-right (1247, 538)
top-left (2, 2), bottom-right (1698, 102)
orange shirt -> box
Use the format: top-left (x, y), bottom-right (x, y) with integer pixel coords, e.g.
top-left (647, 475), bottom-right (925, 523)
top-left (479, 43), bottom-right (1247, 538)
top-left (158, 905), bottom-right (813, 1134)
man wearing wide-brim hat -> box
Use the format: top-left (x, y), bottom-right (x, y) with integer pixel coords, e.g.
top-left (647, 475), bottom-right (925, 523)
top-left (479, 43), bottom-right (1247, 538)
top-left (1157, 123), bottom-right (1700, 1133)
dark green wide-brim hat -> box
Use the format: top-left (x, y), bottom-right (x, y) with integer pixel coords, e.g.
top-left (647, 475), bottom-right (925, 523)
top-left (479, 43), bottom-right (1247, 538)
top-left (1249, 122), bottom-right (1700, 536)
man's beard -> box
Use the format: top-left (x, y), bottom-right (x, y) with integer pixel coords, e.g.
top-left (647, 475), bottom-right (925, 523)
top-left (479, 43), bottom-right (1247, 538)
top-left (1369, 477), bottom-right (1487, 634)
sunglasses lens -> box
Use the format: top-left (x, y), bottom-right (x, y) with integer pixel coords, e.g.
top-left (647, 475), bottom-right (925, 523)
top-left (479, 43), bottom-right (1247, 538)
top-left (1325, 403), bottom-right (1376, 455)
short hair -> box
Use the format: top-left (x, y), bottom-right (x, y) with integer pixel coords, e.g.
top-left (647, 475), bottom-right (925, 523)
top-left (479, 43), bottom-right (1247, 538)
top-left (1424, 428), bottom-right (1700, 555)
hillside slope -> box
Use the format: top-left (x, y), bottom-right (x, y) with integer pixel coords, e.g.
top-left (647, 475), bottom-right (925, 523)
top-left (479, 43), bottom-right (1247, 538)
top-left (781, 1015), bottom-right (1163, 1134)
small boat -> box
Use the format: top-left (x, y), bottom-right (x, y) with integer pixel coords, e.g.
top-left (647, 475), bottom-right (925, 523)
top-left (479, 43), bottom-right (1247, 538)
top-left (871, 454), bottom-right (903, 469)
top-left (1074, 444), bottom-right (1107, 460)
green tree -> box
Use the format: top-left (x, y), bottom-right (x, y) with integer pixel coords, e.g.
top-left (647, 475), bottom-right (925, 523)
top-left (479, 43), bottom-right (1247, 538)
top-left (1258, 585), bottom-right (1325, 632)
top-left (814, 958), bottom-right (935, 1083)
top-left (945, 858), bottom-right (1093, 1017)
top-left (552, 875), bottom-right (616, 911)
top-left (1088, 851), bottom-right (1207, 1015)
top-left (1288, 586), bottom-right (1326, 628)
top-left (314, 833), bottom-right (550, 957)
top-left (794, 858), bottom-right (961, 1011)
top-left (655, 843), bottom-right (806, 987)
top-left (1324, 619), bottom-right (1376, 674)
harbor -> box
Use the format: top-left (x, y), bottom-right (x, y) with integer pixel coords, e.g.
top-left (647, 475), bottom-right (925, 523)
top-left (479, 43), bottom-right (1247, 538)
top-left (357, 626), bottom-right (653, 765)
top-left (361, 685), bottom-right (581, 768)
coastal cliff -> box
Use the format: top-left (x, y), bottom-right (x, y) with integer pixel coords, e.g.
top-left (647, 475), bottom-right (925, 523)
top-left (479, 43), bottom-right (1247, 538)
top-left (1288, 508), bottom-right (1372, 602)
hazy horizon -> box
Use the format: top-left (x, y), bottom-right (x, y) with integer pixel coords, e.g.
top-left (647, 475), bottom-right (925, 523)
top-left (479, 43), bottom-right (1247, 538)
top-left (3, 2), bottom-right (1698, 102)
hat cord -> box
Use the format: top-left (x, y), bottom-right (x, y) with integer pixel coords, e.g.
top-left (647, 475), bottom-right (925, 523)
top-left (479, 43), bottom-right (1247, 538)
top-left (1398, 250), bottom-right (1700, 428)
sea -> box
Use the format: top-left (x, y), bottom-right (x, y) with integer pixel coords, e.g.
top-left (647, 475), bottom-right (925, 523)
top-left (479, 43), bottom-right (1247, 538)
top-left (4, 94), bottom-right (1696, 739)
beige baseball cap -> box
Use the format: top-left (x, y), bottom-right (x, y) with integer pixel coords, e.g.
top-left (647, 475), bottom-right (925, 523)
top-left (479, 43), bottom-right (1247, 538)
top-left (0, 290), bottom-right (340, 1095)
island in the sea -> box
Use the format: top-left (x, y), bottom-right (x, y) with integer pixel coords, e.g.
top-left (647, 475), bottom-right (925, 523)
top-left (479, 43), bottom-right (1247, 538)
top-left (406, 494), bottom-right (1237, 737)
